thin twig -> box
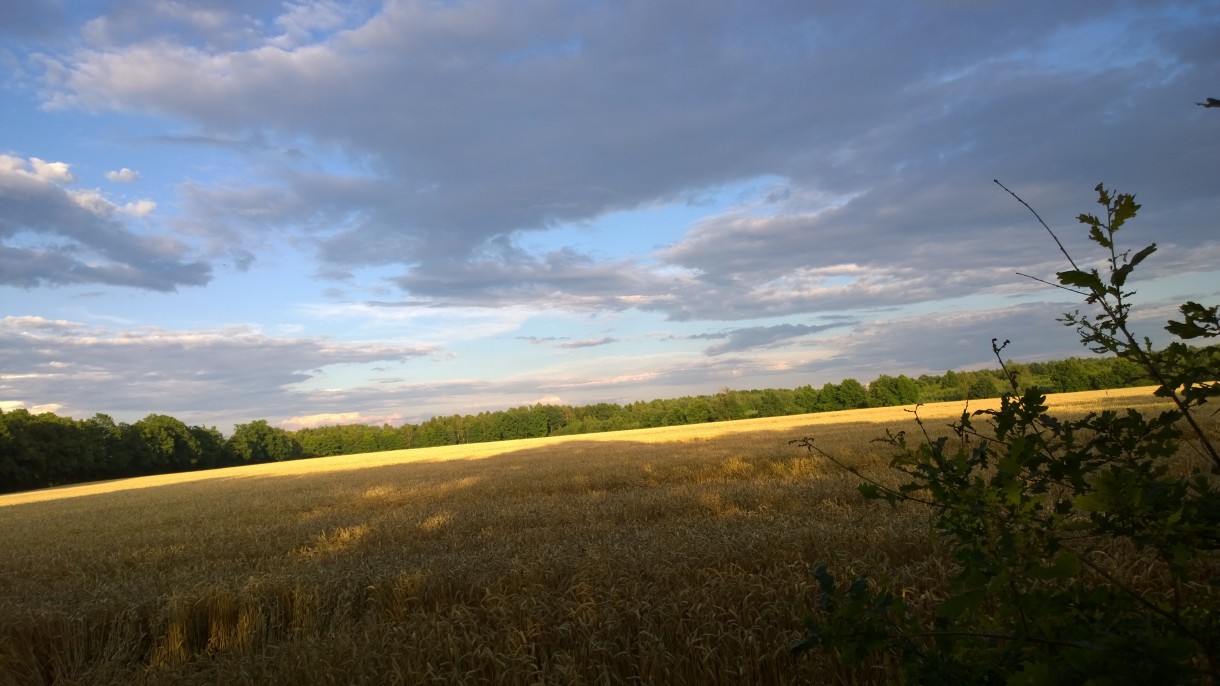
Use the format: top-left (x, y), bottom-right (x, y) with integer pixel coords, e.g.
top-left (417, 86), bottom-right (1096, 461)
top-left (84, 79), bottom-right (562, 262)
top-left (789, 437), bottom-right (938, 507)
top-left (1015, 272), bottom-right (1089, 296)
top-left (994, 179), bottom-right (1080, 271)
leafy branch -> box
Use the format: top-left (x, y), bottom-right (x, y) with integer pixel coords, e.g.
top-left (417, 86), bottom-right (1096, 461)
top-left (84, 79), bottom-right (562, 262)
top-left (791, 184), bottom-right (1220, 685)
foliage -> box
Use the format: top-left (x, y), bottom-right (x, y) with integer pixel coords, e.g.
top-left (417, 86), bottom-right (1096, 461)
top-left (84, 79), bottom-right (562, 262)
top-left (868, 374), bottom-right (922, 408)
top-left (135, 414), bottom-right (203, 472)
top-left (791, 185), bottom-right (1220, 683)
top-left (0, 411), bottom-right (236, 493)
top-left (228, 419), bottom-right (302, 463)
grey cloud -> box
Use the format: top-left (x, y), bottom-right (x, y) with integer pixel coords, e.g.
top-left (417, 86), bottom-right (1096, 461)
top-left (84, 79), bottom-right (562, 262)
top-left (76, 0), bottom-right (288, 50)
top-left (0, 316), bottom-right (438, 429)
top-left (558, 337), bottom-right (616, 349)
top-left (135, 132), bottom-right (275, 152)
top-left (524, 303), bottom-right (1095, 399)
top-left (392, 238), bottom-right (658, 310)
top-left (275, 298), bottom-right (1177, 422)
top-left (646, 261), bottom-right (1033, 322)
top-left (696, 321), bottom-right (854, 356)
top-left (803, 304), bottom-right (1087, 382)
top-left (656, 178), bottom-right (1051, 281)
top-left (32, 5), bottom-right (1074, 215)
top-left (0, 2), bottom-right (69, 39)
top-left (0, 157), bottom-right (211, 291)
top-left (225, 248), bottom-right (256, 272)
top-left (676, 302), bottom-right (1098, 392)
top-left (485, 334), bottom-right (618, 349)
top-left (0, 296), bottom-right (1157, 432)
top-left (359, 299), bottom-right (435, 308)
top-left (174, 173), bottom-right (395, 268)
top-left (0, 245), bottom-right (207, 291)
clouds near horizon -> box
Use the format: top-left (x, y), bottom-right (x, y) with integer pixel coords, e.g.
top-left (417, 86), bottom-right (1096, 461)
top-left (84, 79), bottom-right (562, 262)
top-left (0, 315), bottom-right (436, 426)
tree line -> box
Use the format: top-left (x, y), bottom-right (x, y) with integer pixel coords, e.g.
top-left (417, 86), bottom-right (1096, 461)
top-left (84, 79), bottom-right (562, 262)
top-left (0, 415), bottom-right (301, 494)
top-left (0, 355), bottom-right (1152, 494)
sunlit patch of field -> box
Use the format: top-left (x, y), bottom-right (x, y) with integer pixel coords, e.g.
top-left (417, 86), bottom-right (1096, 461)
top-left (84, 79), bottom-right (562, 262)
top-left (0, 386), bottom-right (1195, 684)
top-left (0, 387), bottom-right (1165, 509)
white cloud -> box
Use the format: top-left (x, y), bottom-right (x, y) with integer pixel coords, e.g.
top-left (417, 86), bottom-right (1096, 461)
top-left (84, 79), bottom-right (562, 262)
top-left (122, 199), bottom-right (156, 216)
top-left (0, 154), bottom-right (75, 183)
top-left (272, 0), bottom-right (355, 48)
top-left (280, 410), bottom-right (404, 430)
top-left (105, 167), bottom-right (140, 182)
top-left (300, 300), bottom-right (536, 344)
top-left (0, 399), bottom-right (64, 414)
top-left (65, 186), bottom-right (158, 219)
top-left (67, 188), bottom-right (114, 214)
top-left (78, 0), bottom-right (270, 50)
top-left (29, 157), bottom-right (74, 182)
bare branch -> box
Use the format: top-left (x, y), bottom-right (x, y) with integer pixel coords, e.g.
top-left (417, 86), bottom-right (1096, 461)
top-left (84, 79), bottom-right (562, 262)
top-left (994, 179), bottom-right (1080, 271)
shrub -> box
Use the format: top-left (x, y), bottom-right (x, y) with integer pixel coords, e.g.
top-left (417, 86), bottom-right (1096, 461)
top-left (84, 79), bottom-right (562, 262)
top-left (792, 184), bottom-right (1219, 684)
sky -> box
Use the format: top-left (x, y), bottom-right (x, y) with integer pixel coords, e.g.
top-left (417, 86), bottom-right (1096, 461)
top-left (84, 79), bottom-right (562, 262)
top-left (2, 0), bottom-right (1218, 434)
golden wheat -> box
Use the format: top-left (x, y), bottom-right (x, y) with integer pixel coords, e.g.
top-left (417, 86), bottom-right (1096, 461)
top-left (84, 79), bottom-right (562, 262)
top-left (0, 388), bottom-right (1194, 685)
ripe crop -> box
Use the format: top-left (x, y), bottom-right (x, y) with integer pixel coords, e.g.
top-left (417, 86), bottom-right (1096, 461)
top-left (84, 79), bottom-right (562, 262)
top-left (0, 388), bottom-right (1185, 685)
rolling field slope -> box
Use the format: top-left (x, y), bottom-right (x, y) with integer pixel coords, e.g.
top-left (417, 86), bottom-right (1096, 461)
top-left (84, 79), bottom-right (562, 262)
top-left (0, 388), bottom-right (1192, 684)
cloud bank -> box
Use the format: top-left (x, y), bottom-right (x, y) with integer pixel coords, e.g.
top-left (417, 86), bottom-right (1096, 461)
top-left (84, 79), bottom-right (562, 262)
top-left (29, 1), bottom-right (1217, 317)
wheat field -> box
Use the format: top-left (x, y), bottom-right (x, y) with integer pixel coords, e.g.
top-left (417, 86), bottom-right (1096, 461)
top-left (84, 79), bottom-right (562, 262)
top-left (0, 388), bottom-right (1192, 685)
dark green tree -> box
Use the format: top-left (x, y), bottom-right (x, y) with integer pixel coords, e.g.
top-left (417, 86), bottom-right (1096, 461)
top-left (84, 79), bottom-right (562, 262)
top-left (22, 412), bottom-right (96, 485)
top-left (533, 405), bottom-right (573, 437)
top-left (867, 374), bottom-right (921, 407)
top-left (686, 397), bottom-right (714, 423)
top-left (134, 414), bottom-right (201, 472)
top-left (82, 413), bottom-right (124, 478)
top-left (753, 389), bottom-right (790, 417)
top-left (966, 373), bottom-right (1000, 400)
top-left (825, 378), bottom-right (868, 410)
top-left (0, 409), bottom-right (48, 491)
top-left (189, 425), bottom-right (232, 468)
top-left (1045, 358), bottom-right (1092, 392)
top-left (228, 420), bottom-right (302, 463)
top-left (793, 385), bottom-right (821, 413)
top-left (413, 416), bottom-right (460, 447)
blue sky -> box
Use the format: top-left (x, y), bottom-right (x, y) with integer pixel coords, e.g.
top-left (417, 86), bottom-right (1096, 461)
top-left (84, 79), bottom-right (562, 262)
top-left (2, 0), bottom-right (1218, 433)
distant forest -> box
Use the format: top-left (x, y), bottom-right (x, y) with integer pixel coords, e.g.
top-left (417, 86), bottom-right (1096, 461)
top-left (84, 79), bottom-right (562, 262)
top-left (0, 355), bottom-right (1152, 494)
